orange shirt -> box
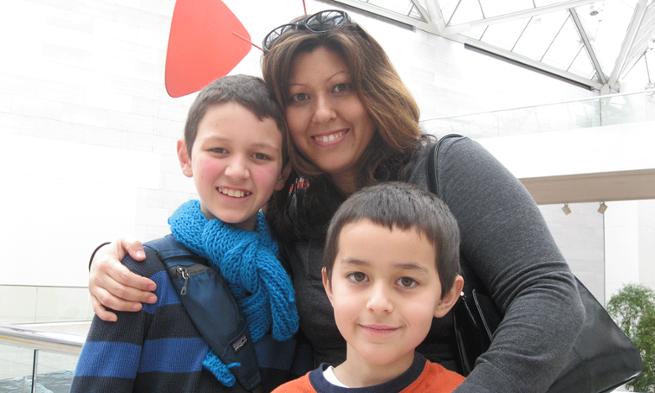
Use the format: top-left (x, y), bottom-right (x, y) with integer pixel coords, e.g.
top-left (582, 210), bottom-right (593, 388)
top-left (273, 357), bottom-right (464, 393)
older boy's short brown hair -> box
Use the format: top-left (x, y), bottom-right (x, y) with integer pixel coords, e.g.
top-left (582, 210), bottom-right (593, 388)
top-left (184, 74), bottom-right (287, 163)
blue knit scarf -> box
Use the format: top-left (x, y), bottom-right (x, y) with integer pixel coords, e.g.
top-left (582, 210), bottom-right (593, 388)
top-left (168, 200), bottom-right (299, 387)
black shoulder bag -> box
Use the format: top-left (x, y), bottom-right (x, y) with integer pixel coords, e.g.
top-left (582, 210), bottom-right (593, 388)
top-left (427, 134), bottom-right (642, 393)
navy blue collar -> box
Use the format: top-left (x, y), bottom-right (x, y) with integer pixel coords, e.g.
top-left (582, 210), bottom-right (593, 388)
top-left (308, 352), bottom-right (426, 393)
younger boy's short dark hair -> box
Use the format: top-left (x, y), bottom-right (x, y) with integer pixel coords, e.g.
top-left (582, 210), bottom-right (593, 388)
top-left (323, 182), bottom-right (460, 296)
top-left (184, 74), bottom-right (287, 162)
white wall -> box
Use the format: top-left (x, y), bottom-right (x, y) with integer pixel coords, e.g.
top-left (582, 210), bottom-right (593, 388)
top-left (476, 122), bottom-right (655, 179)
top-left (605, 201), bottom-right (644, 300)
top-left (538, 203), bottom-right (606, 302)
top-left (638, 201), bottom-right (655, 290)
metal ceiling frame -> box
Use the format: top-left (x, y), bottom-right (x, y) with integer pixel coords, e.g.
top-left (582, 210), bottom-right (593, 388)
top-left (409, 0), bottom-right (431, 22)
top-left (327, 0), bottom-right (441, 33)
top-left (460, 38), bottom-right (602, 89)
top-left (422, 0), bottom-right (446, 30)
top-left (431, 0), bottom-right (602, 89)
top-left (608, 0), bottom-right (648, 88)
top-left (620, 1), bottom-right (655, 83)
top-left (327, 0), bottom-right (652, 91)
top-left (441, 0), bottom-right (596, 34)
top-left (569, 8), bottom-right (607, 85)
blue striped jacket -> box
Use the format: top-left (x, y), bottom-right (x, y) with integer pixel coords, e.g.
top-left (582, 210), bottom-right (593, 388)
top-left (71, 236), bottom-right (310, 393)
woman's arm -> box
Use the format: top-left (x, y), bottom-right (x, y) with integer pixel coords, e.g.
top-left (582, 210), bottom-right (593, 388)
top-left (89, 239), bottom-right (157, 321)
top-left (438, 137), bottom-right (585, 393)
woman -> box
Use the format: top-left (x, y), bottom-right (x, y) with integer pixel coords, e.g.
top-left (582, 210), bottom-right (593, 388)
top-left (89, 10), bottom-right (584, 393)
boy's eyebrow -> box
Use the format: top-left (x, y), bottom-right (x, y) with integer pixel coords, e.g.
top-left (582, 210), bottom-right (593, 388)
top-left (341, 258), bottom-right (369, 266)
top-left (204, 136), bottom-right (279, 150)
top-left (341, 258), bottom-right (430, 274)
top-left (250, 142), bottom-right (280, 150)
top-left (392, 262), bottom-right (429, 274)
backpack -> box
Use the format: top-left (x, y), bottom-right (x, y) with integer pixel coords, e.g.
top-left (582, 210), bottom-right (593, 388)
top-left (144, 235), bottom-right (262, 392)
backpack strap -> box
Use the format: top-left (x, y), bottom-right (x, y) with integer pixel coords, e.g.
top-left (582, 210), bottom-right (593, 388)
top-left (144, 235), bottom-right (262, 392)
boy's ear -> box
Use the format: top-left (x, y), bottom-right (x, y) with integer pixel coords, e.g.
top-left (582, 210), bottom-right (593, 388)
top-left (434, 274), bottom-right (464, 318)
top-left (177, 139), bottom-right (193, 177)
top-left (321, 267), bottom-right (335, 307)
top-left (275, 164), bottom-right (292, 191)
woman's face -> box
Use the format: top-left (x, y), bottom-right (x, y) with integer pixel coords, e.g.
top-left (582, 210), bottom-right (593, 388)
top-left (285, 46), bottom-right (374, 193)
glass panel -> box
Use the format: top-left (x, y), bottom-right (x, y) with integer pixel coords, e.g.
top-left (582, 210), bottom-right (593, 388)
top-left (438, 0), bottom-right (466, 24)
top-left (408, 3), bottom-right (424, 20)
top-left (420, 90), bottom-right (655, 138)
top-left (0, 343), bottom-right (34, 392)
top-left (621, 54), bottom-right (650, 89)
top-left (469, 23), bottom-right (489, 40)
top-left (35, 351), bottom-right (77, 393)
top-left (567, 44), bottom-right (597, 79)
top-left (479, 0), bottom-right (535, 18)
top-left (476, 18), bottom-right (529, 50)
top-left (0, 344), bottom-right (77, 393)
top-left (534, 0), bottom-right (573, 5)
top-left (513, 11), bottom-right (570, 61)
top-left (448, 0), bottom-right (484, 25)
top-left (541, 15), bottom-right (584, 69)
top-left (367, 0), bottom-right (418, 16)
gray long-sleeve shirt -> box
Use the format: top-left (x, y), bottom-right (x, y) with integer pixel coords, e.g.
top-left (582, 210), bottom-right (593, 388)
top-left (282, 136), bottom-right (584, 393)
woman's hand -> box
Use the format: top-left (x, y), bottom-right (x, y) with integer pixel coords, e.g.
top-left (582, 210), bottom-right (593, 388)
top-left (89, 239), bottom-right (157, 321)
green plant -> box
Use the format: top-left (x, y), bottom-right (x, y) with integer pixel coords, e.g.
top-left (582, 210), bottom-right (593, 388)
top-left (608, 284), bottom-right (655, 392)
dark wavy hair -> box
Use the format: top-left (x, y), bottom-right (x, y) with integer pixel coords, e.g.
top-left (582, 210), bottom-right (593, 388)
top-left (261, 14), bottom-right (428, 241)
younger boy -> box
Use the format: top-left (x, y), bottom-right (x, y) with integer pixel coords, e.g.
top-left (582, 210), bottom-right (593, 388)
top-left (72, 75), bottom-right (299, 393)
top-left (274, 182), bottom-right (465, 392)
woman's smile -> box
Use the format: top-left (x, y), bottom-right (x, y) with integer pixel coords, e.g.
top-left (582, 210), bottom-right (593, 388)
top-left (311, 129), bottom-right (349, 147)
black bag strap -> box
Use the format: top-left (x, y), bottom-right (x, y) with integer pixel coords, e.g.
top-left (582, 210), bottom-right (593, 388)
top-left (427, 134), bottom-right (462, 196)
top-left (145, 235), bottom-right (262, 393)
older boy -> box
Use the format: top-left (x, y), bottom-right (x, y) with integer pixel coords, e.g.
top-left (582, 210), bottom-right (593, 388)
top-left (274, 182), bottom-right (465, 392)
top-left (72, 75), bottom-right (299, 393)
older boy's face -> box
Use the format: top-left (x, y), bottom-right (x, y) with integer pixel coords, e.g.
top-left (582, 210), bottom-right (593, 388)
top-left (322, 219), bottom-right (455, 373)
top-left (178, 102), bottom-right (284, 230)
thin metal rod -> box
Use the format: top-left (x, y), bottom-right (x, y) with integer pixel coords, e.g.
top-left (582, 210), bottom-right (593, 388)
top-left (447, 0), bottom-right (464, 26)
top-left (31, 349), bottom-right (39, 393)
top-left (511, 16), bottom-right (533, 52)
top-left (566, 45), bottom-right (584, 71)
top-left (477, 0), bottom-right (486, 19)
top-left (645, 51), bottom-right (652, 84)
top-left (540, 14), bottom-right (571, 62)
top-left (0, 323), bottom-right (85, 354)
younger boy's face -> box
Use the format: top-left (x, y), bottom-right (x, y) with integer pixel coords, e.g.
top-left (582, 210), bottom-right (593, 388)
top-left (322, 219), bottom-right (461, 371)
top-left (178, 102), bottom-right (285, 230)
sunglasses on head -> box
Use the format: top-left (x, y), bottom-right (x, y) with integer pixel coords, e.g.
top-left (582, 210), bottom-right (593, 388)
top-left (262, 9), bottom-right (350, 52)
